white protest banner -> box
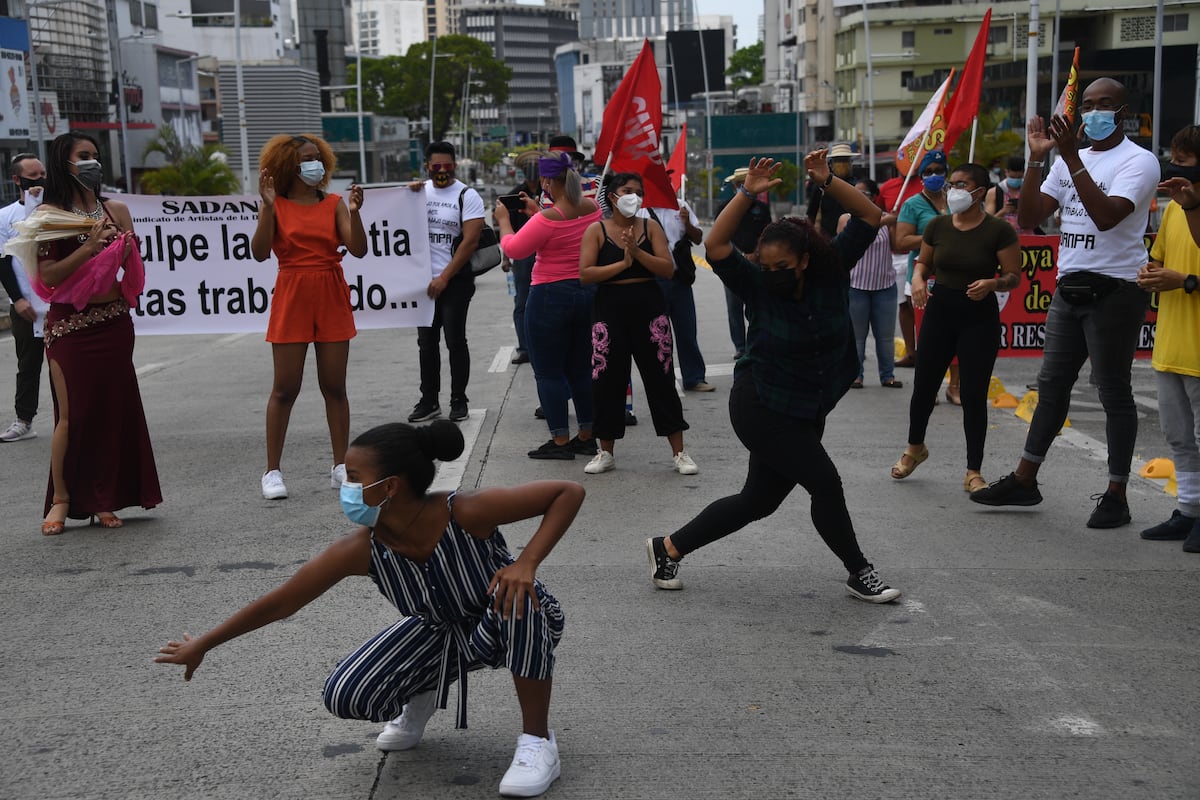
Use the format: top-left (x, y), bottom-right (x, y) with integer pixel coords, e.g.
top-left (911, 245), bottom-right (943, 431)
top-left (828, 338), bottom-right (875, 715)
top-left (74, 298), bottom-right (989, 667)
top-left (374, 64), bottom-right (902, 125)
top-left (125, 185), bottom-right (433, 335)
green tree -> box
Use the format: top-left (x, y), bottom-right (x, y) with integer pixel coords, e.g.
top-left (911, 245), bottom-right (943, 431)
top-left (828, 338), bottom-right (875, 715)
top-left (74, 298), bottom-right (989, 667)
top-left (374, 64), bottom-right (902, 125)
top-left (947, 104), bottom-right (1024, 170)
top-left (140, 125), bottom-right (241, 195)
top-left (350, 36), bottom-right (512, 142)
top-left (726, 42), bottom-right (764, 90)
top-left (474, 141), bottom-right (507, 171)
top-left (770, 160), bottom-right (802, 204)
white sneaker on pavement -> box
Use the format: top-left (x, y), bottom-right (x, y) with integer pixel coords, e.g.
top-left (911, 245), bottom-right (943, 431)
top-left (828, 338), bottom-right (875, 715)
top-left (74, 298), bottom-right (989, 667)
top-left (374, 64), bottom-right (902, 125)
top-left (330, 463), bottom-right (347, 489)
top-left (261, 469), bottom-right (288, 500)
top-left (0, 419), bottom-right (36, 442)
top-left (498, 731), bottom-right (560, 797)
top-left (583, 450), bottom-right (615, 474)
top-left (673, 452), bottom-right (699, 475)
top-left (376, 690), bottom-right (438, 751)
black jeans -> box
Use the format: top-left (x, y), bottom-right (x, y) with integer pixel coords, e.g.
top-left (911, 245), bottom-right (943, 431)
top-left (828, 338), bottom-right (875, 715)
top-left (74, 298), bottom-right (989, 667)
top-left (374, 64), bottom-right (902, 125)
top-left (670, 373), bottom-right (869, 574)
top-left (907, 286), bottom-right (1000, 471)
top-left (10, 306), bottom-right (44, 422)
top-left (417, 272), bottom-right (475, 405)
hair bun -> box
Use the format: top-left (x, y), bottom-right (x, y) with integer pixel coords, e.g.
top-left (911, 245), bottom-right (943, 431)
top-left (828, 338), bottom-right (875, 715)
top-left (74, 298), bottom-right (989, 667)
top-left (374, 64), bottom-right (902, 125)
top-left (418, 420), bottom-right (465, 463)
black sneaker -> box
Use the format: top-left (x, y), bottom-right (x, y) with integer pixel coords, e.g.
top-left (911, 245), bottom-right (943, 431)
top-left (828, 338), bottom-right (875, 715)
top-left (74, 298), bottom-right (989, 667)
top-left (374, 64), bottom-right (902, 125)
top-left (527, 439), bottom-right (575, 460)
top-left (846, 565), bottom-right (901, 603)
top-left (1087, 491), bottom-right (1131, 529)
top-left (968, 472), bottom-right (1043, 507)
top-left (449, 401), bottom-right (469, 422)
top-left (408, 401), bottom-right (441, 423)
top-left (625, 410), bottom-right (638, 426)
top-left (567, 435), bottom-right (598, 456)
top-left (1140, 509), bottom-right (1194, 541)
top-left (645, 537), bottom-right (682, 590)
top-left (534, 406), bottom-right (545, 420)
top-left (1183, 519), bottom-right (1200, 553)
top-left (511, 350), bottom-right (530, 365)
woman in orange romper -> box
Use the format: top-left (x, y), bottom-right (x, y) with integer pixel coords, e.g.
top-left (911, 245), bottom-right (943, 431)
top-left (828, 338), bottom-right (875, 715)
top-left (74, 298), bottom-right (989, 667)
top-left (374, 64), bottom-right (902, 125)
top-left (250, 134), bottom-right (367, 500)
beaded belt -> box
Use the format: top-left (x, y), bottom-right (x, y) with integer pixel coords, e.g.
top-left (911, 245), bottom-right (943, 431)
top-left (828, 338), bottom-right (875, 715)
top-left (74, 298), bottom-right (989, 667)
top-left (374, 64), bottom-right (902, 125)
top-left (44, 299), bottom-right (129, 348)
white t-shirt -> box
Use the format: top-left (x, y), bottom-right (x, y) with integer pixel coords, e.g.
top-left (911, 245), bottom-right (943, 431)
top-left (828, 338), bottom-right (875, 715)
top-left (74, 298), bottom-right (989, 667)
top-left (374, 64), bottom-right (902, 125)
top-left (0, 195), bottom-right (48, 337)
top-left (1040, 137), bottom-right (1159, 280)
top-left (424, 179), bottom-right (485, 278)
top-left (641, 200), bottom-right (698, 251)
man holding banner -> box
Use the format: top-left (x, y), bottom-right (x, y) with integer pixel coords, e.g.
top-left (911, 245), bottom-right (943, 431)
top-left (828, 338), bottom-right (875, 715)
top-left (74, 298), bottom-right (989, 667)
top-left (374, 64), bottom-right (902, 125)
top-left (971, 78), bottom-right (1160, 529)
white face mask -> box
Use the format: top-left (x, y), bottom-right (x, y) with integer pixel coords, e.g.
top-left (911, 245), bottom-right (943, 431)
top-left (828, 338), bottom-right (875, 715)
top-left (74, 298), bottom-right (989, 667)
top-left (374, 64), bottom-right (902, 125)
top-left (615, 193), bottom-right (642, 218)
top-left (298, 160), bottom-right (325, 186)
top-left (946, 187), bottom-right (979, 215)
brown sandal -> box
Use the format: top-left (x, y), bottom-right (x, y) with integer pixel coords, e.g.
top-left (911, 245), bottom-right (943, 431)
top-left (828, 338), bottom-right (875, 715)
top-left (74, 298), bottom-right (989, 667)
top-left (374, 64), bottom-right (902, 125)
top-left (42, 497), bottom-right (70, 536)
top-left (945, 383), bottom-right (962, 406)
top-left (890, 446), bottom-right (929, 479)
top-left (963, 473), bottom-right (988, 493)
top-left (91, 513), bottom-right (123, 529)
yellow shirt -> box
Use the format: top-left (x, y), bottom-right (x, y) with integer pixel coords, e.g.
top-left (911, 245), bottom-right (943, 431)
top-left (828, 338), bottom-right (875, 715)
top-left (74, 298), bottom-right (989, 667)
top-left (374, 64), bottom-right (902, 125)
top-left (1149, 201), bottom-right (1200, 376)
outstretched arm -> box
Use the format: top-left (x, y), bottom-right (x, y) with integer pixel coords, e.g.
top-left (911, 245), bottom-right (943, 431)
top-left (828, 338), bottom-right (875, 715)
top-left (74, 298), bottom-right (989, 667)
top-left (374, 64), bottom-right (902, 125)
top-left (807, 150), bottom-right (881, 228)
top-left (155, 533), bottom-right (369, 680)
top-left (705, 157), bottom-right (782, 261)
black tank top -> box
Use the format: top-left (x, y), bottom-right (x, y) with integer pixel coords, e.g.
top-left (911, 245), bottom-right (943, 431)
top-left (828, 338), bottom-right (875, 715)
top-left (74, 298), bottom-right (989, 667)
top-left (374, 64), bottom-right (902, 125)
top-left (596, 219), bottom-right (656, 282)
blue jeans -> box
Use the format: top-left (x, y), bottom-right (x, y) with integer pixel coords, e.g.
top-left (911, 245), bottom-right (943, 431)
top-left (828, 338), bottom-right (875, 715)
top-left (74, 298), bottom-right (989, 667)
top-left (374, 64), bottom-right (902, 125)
top-left (848, 284), bottom-right (897, 382)
top-left (510, 255), bottom-right (534, 354)
top-left (1024, 281), bottom-right (1148, 481)
top-left (725, 286), bottom-right (747, 357)
top-left (526, 279), bottom-right (594, 437)
top-left (658, 277), bottom-right (706, 387)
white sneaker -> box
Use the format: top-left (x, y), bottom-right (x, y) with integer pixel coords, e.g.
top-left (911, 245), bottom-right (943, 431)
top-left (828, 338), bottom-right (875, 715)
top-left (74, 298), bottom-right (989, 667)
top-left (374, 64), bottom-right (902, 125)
top-left (498, 731), bottom-right (560, 797)
top-left (0, 419), bottom-right (36, 442)
top-left (261, 469), bottom-right (288, 500)
top-left (673, 452), bottom-right (699, 475)
top-left (330, 463), bottom-right (347, 489)
top-left (583, 450), bottom-right (615, 474)
top-left (376, 690), bottom-right (437, 751)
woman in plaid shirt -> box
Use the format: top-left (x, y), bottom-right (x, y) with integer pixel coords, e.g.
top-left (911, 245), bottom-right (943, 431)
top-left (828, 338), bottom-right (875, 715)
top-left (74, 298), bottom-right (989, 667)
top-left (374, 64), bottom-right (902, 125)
top-left (644, 152), bottom-right (902, 604)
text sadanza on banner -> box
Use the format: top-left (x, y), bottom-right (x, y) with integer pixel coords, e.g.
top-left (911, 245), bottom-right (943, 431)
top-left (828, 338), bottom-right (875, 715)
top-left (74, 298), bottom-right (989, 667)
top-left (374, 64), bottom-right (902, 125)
top-left (124, 186), bottom-right (433, 335)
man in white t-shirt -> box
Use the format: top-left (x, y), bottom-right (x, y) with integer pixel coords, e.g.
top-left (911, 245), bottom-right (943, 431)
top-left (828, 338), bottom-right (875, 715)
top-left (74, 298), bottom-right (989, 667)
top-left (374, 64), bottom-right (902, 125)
top-left (971, 78), bottom-right (1159, 529)
top-left (643, 199), bottom-right (710, 391)
top-left (0, 153), bottom-right (48, 442)
top-left (408, 141), bottom-right (485, 423)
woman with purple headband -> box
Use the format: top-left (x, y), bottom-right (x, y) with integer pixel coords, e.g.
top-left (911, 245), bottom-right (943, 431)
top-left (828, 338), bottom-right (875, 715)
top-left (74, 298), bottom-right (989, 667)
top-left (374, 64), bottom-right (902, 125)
top-left (495, 151), bottom-right (603, 460)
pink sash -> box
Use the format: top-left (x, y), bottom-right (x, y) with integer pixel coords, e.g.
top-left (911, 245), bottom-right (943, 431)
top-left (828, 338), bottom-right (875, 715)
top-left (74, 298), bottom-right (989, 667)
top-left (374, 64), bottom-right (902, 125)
top-left (33, 232), bottom-right (145, 311)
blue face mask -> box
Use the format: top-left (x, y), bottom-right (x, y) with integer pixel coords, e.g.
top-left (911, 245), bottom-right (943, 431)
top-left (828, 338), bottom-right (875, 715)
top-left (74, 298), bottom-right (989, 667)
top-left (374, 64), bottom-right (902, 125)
top-left (1005, 177), bottom-right (1023, 191)
top-left (922, 174), bottom-right (946, 193)
top-left (340, 478), bottom-right (389, 527)
top-left (298, 160), bottom-right (326, 186)
top-left (1081, 109), bottom-right (1120, 142)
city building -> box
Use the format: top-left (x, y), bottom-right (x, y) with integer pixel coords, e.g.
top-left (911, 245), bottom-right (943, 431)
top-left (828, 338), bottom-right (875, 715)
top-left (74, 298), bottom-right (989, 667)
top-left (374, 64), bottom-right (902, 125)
top-left (578, 0), bottom-right (692, 40)
top-left (356, 0), bottom-right (425, 57)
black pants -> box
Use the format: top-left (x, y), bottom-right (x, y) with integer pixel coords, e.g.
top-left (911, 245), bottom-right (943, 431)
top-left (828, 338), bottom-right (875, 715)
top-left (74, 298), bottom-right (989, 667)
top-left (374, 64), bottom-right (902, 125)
top-left (670, 373), bottom-right (869, 575)
top-left (10, 306), bottom-right (44, 423)
top-left (591, 281), bottom-right (687, 439)
top-left (907, 286), bottom-right (1000, 471)
top-left (417, 272), bottom-right (475, 405)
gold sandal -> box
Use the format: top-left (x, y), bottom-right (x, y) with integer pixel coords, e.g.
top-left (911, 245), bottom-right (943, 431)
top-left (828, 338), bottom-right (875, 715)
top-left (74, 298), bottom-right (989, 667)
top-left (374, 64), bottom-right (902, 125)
top-left (890, 446), bottom-right (929, 479)
top-left (964, 473), bottom-right (988, 493)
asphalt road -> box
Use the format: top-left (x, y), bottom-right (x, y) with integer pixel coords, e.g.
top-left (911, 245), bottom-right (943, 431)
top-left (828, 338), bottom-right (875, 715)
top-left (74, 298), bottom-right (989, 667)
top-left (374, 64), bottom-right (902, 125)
top-left (1, 264), bottom-right (1196, 800)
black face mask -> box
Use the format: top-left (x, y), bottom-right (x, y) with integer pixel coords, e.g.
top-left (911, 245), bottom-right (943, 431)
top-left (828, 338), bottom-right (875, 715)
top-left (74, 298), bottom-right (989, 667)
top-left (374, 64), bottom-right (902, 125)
top-left (19, 177), bottom-right (45, 191)
top-left (1162, 162), bottom-right (1200, 185)
top-left (762, 268), bottom-right (799, 300)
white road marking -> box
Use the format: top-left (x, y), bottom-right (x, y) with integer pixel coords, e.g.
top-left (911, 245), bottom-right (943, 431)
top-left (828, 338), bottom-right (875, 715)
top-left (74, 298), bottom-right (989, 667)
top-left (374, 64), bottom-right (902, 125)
top-left (430, 408), bottom-right (485, 492)
top-left (135, 363), bottom-right (165, 377)
top-left (489, 346), bottom-right (515, 373)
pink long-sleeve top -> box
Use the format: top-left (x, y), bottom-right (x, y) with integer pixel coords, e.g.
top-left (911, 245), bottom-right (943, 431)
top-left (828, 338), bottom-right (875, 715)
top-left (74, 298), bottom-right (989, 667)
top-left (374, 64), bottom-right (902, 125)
top-left (501, 203), bottom-right (603, 285)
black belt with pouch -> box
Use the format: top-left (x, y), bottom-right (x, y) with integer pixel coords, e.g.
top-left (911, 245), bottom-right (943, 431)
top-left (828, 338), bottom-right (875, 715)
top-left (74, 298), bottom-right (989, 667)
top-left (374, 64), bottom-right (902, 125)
top-left (1056, 270), bottom-right (1124, 305)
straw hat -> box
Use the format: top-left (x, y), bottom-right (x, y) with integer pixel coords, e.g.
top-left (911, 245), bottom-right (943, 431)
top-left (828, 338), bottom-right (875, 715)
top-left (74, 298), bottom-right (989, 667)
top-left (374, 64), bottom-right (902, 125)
top-left (723, 167), bottom-right (750, 184)
top-left (828, 143), bottom-right (855, 159)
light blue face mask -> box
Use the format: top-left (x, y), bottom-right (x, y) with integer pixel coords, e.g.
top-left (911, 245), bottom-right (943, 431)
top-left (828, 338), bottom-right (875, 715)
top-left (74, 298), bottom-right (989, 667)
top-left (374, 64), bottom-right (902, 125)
top-left (1081, 109), bottom-right (1120, 142)
top-left (298, 160), bottom-right (326, 186)
top-left (340, 478), bottom-right (389, 527)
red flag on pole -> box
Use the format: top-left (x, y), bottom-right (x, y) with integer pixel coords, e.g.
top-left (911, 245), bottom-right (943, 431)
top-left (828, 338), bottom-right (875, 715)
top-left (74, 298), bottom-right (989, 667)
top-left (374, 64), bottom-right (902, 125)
top-left (666, 122), bottom-right (687, 194)
top-left (895, 70), bottom-right (954, 176)
top-left (942, 8), bottom-right (991, 154)
top-left (592, 39), bottom-right (678, 210)
top-left (1052, 47), bottom-right (1082, 122)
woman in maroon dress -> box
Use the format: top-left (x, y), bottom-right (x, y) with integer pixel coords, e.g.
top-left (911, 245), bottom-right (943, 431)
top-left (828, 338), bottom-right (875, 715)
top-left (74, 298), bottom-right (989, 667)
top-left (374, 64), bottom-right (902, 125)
top-left (36, 132), bottom-right (161, 535)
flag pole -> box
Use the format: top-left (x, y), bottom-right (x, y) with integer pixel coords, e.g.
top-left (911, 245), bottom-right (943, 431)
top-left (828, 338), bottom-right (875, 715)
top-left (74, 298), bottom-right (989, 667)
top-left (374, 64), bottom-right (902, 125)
top-left (968, 116), bottom-right (978, 162)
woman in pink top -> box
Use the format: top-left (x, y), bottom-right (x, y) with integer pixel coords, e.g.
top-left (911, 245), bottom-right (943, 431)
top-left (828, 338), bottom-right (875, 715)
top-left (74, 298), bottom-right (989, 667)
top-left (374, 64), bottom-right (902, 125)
top-left (495, 152), bottom-right (602, 460)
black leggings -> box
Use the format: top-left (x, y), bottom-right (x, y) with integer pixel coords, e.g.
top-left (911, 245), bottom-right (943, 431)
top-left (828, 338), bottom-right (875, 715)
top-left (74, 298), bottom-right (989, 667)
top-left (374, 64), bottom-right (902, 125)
top-left (907, 285), bottom-right (1000, 471)
top-left (670, 374), bottom-right (869, 575)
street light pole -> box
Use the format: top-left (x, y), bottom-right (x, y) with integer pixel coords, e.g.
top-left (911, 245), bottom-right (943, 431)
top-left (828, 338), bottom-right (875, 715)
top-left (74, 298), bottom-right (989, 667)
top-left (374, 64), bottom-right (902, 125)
top-left (175, 54), bottom-right (202, 147)
top-left (28, 31), bottom-right (44, 162)
top-left (233, 0), bottom-right (249, 192)
top-left (862, 0), bottom-right (876, 180)
top-left (428, 36), bottom-right (437, 141)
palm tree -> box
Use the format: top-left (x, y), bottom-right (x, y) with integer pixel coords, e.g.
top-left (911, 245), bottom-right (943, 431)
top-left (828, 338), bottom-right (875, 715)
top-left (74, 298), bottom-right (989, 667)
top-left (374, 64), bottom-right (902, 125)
top-left (140, 125), bottom-right (241, 196)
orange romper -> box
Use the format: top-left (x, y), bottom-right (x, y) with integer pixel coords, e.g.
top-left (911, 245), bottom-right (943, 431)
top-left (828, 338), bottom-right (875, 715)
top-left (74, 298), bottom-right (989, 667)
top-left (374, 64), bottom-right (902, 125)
top-left (266, 194), bottom-right (357, 343)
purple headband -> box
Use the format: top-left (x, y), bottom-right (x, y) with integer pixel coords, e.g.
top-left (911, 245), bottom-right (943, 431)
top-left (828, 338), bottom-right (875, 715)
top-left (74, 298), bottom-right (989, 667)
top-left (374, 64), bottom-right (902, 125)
top-left (538, 152), bottom-right (571, 179)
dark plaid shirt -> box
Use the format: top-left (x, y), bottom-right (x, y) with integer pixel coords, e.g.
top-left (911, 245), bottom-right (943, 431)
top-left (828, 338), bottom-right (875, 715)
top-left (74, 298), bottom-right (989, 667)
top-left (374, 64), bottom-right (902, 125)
top-left (712, 216), bottom-right (879, 419)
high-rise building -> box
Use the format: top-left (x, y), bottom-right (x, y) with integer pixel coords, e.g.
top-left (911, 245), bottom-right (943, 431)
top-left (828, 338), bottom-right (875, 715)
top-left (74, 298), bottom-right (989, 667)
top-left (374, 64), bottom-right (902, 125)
top-left (578, 0), bottom-right (693, 40)
top-left (357, 0), bottom-right (425, 57)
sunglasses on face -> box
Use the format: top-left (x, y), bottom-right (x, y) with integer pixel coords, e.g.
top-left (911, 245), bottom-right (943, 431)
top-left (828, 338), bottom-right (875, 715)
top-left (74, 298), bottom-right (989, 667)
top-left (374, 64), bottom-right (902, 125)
top-left (922, 167), bottom-right (946, 176)
top-left (428, 163), bottom-right (455, 173)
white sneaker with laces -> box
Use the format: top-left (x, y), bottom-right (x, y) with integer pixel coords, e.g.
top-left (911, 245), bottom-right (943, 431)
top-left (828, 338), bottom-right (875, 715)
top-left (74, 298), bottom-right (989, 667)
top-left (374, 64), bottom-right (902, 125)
top-left (261, 469), bottom-right (288, 500)
top-left (0, 419), bottom-right (36, 442)
top-left (330, 463), bottom-right (347, 489)
top-left (498, 731), bottom-right (560, 797)
top-left (583, 450), bottom-right (615, 474)
top-left (376, 690), bottom-right (437, 751)
top-left (673, 452), bottom-right (699, 475)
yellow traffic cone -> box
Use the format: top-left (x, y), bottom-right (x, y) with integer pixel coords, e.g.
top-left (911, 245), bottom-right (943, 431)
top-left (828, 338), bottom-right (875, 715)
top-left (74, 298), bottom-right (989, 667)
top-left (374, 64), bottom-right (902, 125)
top-left (992, 392), bottom-right (1019, 408)
top-left (1015, 390), bottom-right (1038, 422)
top-left (987, 375), bottom-right (1007, 400)
top-left (894, 337), bottom-right (907, 360)
top-left (1165, 474), bottom-right (1178, 497)
top-left (1139, 458), bottom-right (1176, 480)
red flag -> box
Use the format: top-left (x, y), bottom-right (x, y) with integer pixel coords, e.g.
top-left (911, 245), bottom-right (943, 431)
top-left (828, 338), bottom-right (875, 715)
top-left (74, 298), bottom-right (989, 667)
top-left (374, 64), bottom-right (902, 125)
top-left (942, 9), bottom-right (991, 154)
top-left (666, 123), bottom-right (687, 194)
top-left (895, 70), bottom-right (954, 176)
top-left (1052, 47), bottom-right (1081, 122)
top-left (592, 39), bottom-right (678, 210)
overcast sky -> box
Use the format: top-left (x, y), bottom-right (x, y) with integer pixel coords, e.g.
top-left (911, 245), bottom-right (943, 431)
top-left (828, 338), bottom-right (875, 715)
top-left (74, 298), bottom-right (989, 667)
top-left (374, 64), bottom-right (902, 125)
top-left (698, 0), bottom-right (761, 50)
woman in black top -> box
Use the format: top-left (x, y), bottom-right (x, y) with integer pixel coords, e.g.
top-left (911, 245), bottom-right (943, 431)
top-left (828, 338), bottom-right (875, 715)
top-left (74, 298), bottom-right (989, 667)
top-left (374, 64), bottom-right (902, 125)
top-left (578, 172), bottom-right (697, 476)
top-left (644, 152), bottom-right (901, 604)
top-left (891, 163), bottom-right (1021, 493)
